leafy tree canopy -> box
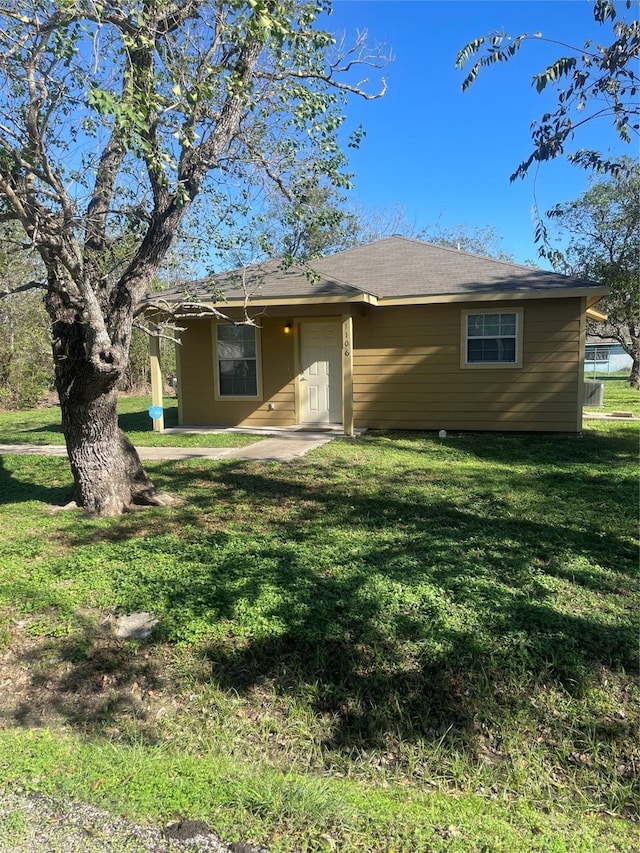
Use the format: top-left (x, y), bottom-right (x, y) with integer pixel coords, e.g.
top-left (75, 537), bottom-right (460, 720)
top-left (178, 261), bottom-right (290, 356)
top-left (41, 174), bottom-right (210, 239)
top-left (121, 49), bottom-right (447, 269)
top-left (547, 161), bottom-right (640, 388)
top-left (0, 0), bottom-right (387, 514)
top-left (456, 0), bottom-right (639, 184)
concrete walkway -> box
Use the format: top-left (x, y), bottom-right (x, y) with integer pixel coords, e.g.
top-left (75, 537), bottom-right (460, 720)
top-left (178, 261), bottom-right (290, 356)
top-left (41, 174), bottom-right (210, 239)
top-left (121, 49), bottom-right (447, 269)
top-left (0, 431), bottom-right (340, 463)
top-left (582, 412), bottom-right (639, 421)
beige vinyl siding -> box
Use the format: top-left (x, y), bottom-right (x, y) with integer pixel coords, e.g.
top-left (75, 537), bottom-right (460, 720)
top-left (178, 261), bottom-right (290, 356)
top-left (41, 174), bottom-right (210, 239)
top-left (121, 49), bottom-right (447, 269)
top-left (177, 317), bottom-right (297, 427)
top-left (177, 298), bottom-right (585, 432)
top-left (176, 320), bottom-right (215, 425)
top-left (352, 298), bottom-right (583, 432)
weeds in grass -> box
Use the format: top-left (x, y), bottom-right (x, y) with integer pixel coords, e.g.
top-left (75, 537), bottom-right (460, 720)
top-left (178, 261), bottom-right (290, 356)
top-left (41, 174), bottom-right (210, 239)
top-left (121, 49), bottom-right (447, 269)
top-left (0, 384), bottom-right (638, 851)
top-left (0, 807), bottom-right (30, 845)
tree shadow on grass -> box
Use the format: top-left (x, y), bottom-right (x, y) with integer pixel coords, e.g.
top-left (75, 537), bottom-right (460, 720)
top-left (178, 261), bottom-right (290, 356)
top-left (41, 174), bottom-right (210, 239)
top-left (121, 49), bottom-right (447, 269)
top-left (0, 454), bottom-right (72, 506)
top-left (35, 454), bottom-right (638, 763)
top-left (11, 422), bottom-right (65, 439)
top-left (0, 404), bottom-right (178, 443)
top-left (3, 609), bottom-right (169, 744)
top-left (361, 425), bottom-right (639, 467)
top-left (117, 406), bottom-right (179, 434)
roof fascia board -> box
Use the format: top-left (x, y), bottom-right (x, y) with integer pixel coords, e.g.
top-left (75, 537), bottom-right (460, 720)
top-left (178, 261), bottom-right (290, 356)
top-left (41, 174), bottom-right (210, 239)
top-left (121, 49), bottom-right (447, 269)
top-left (586, 307), bottom-right (608, 322)
top-left (157, 287), bottom-right (607, 313)
top-left (173, 293), bottom-right (377, 310)
top-left (379, 286), bottom-right (608, 306)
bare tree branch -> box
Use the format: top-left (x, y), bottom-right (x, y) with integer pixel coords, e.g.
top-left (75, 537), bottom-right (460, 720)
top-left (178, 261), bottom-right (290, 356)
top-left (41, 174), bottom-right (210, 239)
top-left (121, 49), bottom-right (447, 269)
top-left (0, 279), bottom-right (47, 298)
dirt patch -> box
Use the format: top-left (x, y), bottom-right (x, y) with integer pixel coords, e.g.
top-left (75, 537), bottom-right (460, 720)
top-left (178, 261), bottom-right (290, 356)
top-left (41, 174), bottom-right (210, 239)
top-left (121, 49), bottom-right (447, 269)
top-left (0, 614), bottom-right (272, 852)
top-left (0, 611), bottom-right (181, 736)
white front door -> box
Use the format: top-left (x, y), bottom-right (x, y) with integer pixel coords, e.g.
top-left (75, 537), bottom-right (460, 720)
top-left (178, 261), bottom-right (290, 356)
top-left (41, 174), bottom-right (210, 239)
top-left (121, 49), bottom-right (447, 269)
top-left (299, 322), bottom-right (342, 425)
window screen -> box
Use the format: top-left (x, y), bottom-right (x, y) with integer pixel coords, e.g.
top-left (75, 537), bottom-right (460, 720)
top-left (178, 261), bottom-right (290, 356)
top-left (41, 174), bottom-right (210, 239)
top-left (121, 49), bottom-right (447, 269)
top-left (217, 324), bottom-right (258, 397)
top-left (466, 313), bottom-right (517, 364)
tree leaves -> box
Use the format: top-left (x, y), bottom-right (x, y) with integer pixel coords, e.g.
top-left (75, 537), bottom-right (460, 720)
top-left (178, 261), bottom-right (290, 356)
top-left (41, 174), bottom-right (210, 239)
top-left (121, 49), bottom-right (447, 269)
top-left (546, 162), bottom-right (640, 386)
top-left (457, 1), bottom-right (639, 180)
top-left (456, 33), bottom-right (526, 93)
top-left (533, 57), bottom-right (578, 93)
top-left (0, 0), bottom-right (388, 298)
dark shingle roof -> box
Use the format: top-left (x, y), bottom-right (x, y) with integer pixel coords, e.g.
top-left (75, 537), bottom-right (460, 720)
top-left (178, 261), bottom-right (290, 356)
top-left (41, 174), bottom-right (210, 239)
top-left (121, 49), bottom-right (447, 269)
top-left (325, 237), bottom-right (605, 297)
top-left (157, 236), bottom-right (605, 305)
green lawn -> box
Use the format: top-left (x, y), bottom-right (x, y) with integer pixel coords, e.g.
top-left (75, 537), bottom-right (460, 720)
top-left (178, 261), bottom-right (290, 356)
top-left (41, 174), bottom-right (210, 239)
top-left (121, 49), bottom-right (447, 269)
top-left (0, 384), bottom-right (638, 852)
top-left (0, 395), bottom-right (263, 447)
top-left (583, 373), bottom-right (639, 416)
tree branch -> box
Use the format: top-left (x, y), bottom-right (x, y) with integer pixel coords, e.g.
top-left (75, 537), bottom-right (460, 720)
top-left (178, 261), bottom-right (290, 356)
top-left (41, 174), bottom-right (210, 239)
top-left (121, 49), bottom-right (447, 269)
top-left (84, 131), bottom-right (127, 254)
top-left (0, 278), bottom-right (47, 298)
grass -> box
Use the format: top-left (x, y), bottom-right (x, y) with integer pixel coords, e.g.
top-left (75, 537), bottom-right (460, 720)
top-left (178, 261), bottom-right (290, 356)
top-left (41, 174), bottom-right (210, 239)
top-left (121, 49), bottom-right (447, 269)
top-left (583, 373), bottom-right (639, 416)
top-left (0, 395), bottom-right (264, 448)
top-left (0, 377), bottom-right (638, 851)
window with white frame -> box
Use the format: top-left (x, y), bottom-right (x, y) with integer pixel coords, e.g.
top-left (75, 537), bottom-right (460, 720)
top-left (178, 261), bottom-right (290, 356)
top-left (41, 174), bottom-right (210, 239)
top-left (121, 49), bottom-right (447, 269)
top-left (216, 323), bottom-right (258, 397)
top-left (462, 310), bottom-right (522, 367)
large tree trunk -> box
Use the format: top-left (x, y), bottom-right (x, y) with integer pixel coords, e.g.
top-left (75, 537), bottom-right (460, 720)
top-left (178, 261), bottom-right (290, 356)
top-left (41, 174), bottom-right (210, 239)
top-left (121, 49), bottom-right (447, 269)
top-left (630, 358), bottom-right (639, 390)
top-left (59, 380), bottom-right (173, 516)
top-left (49, 294), bottom-right (174, 516)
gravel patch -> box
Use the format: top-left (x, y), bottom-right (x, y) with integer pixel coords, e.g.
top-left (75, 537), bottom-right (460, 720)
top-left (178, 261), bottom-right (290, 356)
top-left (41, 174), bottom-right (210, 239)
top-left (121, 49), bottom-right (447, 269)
top-left (0, 792), bottom-right (267, 853)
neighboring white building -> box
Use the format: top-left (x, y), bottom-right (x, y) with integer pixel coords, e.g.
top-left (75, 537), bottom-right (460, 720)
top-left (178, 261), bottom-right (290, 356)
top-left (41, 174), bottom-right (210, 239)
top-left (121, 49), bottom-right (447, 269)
top-left (584, 337), bottom-right (633, 375)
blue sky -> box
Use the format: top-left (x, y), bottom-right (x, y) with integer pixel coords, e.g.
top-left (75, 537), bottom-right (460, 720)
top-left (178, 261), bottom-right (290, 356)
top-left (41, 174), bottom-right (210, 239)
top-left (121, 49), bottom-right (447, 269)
top-left (320, 0), bottom-right (637, 265)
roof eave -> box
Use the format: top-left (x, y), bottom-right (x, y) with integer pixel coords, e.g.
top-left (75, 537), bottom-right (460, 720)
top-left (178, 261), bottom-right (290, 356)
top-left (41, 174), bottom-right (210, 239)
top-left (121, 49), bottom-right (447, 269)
top-left (378, 286), bottom-right (608, 306)
top-left (586, 306), bottom-right (608, 322)
top-left (146, 285), bottom-right (608, 314)
top-left (163, 291), bottom-right (378, 312)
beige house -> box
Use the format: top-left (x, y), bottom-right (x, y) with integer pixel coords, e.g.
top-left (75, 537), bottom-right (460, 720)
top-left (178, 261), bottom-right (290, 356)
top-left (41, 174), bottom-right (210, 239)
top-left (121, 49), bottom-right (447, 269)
top-left (148, 237), bottom-right (607, 434)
